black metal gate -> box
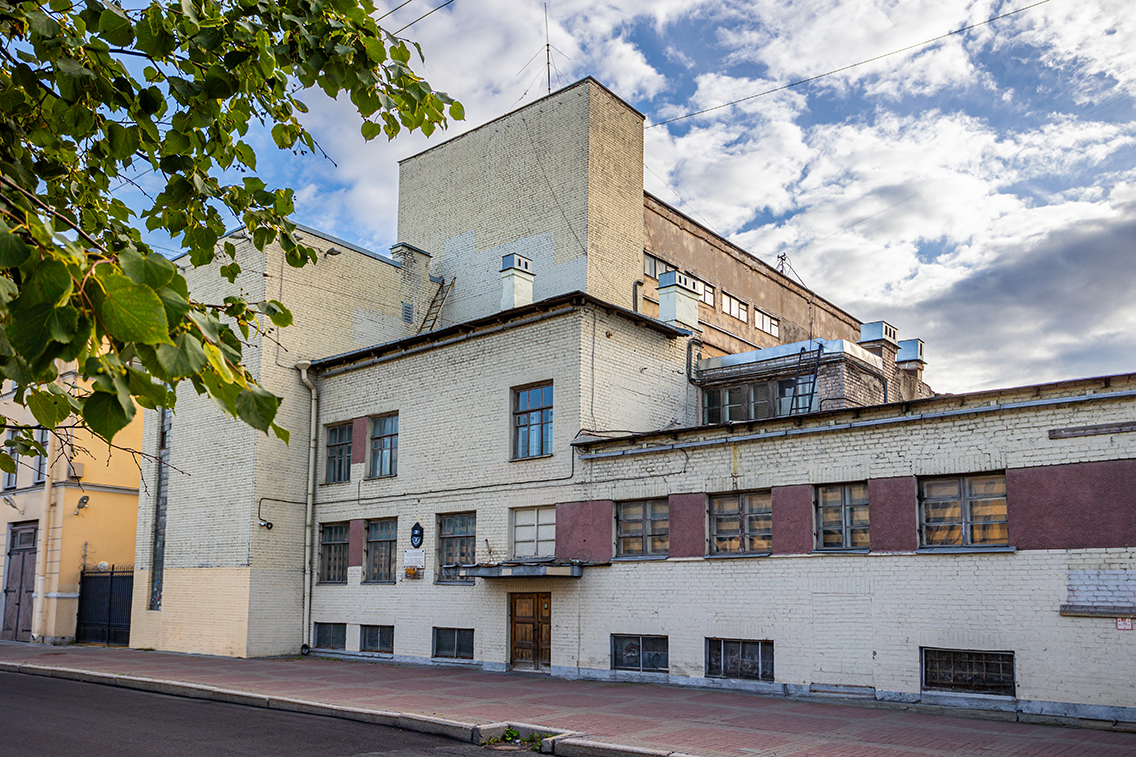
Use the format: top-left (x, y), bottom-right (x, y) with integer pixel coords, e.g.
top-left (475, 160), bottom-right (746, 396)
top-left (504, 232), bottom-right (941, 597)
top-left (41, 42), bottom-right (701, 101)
top-left (75, 566), bottom-right (133, 645)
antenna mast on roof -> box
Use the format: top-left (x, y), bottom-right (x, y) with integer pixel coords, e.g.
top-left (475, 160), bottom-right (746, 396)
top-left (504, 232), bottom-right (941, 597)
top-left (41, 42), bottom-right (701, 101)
top-left (545, 4), bottom-right (552, 94)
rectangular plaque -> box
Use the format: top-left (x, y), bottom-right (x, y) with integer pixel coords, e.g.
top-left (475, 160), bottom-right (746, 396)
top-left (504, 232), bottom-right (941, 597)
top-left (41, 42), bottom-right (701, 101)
top-left (404, 548), bottom-right (425, 568)
top-left (1119, 618), bottom-right (1134, 631)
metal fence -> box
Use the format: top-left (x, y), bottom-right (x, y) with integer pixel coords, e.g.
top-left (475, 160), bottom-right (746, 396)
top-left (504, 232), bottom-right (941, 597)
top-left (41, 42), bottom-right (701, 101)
top-left (76, 566), bottom-right (133, 646)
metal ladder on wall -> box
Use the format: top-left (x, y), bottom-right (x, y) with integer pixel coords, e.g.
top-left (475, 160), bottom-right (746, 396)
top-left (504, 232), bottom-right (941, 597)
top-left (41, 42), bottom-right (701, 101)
top-left (417, 277), bottom-right (455, 334)
top-left (789, 341), bottom-right (823, 415)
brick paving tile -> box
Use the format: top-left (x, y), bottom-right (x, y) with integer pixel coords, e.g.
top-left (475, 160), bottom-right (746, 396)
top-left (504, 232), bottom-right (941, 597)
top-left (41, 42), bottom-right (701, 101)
top-left (779, 743), bottom-right (932, 757)
top-left (721, 714), bottom-right (849, 735)
top-left (640, 725), bottom-right (792, 753)
top-left (1010, 742), bottom-right (1136, 757)
top-left (786, 702), bottom-right (895, 718)
top-left (849, 724), bottom-right (1023, 752)
top-left (523, 693), bottom-right (640, 708)
top-left (892, 714), bottom-right (1042, 735)
top-left (1053, 730), bottom-right (1136, 746)
top-left (610, 701), bottom-right (730, 720)
top-left (537, 713), bottom-right (662, 735)
top-left (444, 705), bottom-right (563, 721)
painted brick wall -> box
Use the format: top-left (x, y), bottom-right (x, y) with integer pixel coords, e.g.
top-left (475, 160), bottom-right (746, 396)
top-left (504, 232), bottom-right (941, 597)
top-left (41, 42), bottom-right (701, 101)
top-left (1008, 459), bottom-right (1136, 550)
top-left (868, 476), bottom-right (918, 553)
top-left (668, 493), bottom-right (707, 558)
top-left (772, 485), bottom-right (813, 555)
top-left (555, 501), bottom-right (614, 562)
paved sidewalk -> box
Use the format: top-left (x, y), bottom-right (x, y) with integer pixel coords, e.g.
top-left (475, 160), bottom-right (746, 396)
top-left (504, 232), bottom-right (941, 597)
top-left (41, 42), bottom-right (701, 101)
top-left (1, 643), bottom-right (1134, 757)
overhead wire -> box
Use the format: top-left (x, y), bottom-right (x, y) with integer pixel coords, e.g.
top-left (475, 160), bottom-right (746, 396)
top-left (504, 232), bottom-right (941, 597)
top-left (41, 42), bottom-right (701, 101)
top-left (647, 0), bottom-right (1052, 129)
top-left (393, 0), bottom-right (455, 35)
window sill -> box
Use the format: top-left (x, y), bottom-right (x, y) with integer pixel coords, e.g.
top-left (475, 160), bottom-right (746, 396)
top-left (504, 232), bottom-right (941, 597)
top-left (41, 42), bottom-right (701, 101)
top-left (510, 454), bottom-right (553, 462)
top-left (704, 551), bottom-right (772, 559)
top-left (364, 474), bottom-right (397, 481)
top-left (916, 545), bottom-right (1016, 554)
top-left (432, 656), bottom-right (477, 664)
top-left (434, 580), bottom-right (475, 586)
top-left (361, 580), bottom-right (396, 585)
top-left (812, 547), bottom-right (871, 555)
top-left (316, 581), bottom-right (348, 586)
top-left (319, 480), bottom-right (351, 487)
top-left (611, 554), bottom-right (669, 562)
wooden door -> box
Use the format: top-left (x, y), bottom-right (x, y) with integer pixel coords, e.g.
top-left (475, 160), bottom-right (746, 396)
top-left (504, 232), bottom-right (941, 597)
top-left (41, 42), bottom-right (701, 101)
top-left (2, 524), bottom-right (37, 642)
top-left (510, 592), bottom-right (551, 671)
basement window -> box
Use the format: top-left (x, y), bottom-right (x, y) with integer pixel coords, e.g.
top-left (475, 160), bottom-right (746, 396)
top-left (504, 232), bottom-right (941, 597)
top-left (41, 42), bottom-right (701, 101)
top-left (361, 624), bottom-right (394, 654)
top-left (434, 627), bottom-right (474, 659)
top-left (706, 638), bottom-right (774, 681)
top-left (922, 648), bottom-right (1015, 696)
top-left (313, 622), bottom-right (346, 650)
top-left (612, 635), bottom-right (668, 673)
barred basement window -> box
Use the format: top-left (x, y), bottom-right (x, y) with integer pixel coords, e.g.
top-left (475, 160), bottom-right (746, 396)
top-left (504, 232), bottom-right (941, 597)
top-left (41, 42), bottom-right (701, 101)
top-left (616, 499), bottom-right (668, 556)
top-left (365, 518), bottom-right (397, 583)
top-left (816, 483), bottom-right (869, 549)
top-left (919, 474), bottom-right (1008, 547)
top-left (922, 648), bottom-right (1015, 696)
top-left (434, 627), bottom-right (474, 659)
top-left (706, 638), bottom-right (774, 681)
top-left (319, 523), bottom-right (349, 584)
top-left (325, 423), bottom-right (352, 483)
top-left (710, 491), bottom-right (771, 554)
top-left (313, 622), bottom-right (346, 650)
top-left (611, 635), bottom-right (668, 672)
top-left (361, 625), bottom-right (394, 653)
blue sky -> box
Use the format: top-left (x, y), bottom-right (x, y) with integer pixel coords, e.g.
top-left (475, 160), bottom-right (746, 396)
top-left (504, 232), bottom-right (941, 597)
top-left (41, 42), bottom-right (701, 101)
top-left (125, 0), bottom-right (1136, 393)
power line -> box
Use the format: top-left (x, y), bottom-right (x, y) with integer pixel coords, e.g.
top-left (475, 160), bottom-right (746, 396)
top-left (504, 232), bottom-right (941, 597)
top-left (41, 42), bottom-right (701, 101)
top-left (647, 0), bottom-right (1052, 129)
top-left (377, 0), bottom-right (418, 22)
top-left (393, 0), bottom-right (455, 35)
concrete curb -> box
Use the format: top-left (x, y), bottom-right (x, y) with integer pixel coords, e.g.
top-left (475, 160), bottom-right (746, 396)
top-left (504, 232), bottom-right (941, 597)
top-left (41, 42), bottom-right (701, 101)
top-left (0, 662), bottom-right (660, 756)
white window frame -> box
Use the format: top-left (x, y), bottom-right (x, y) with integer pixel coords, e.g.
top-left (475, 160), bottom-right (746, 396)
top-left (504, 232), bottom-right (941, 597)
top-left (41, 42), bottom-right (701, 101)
top-left (511, 506), bottom-right (556, 559)
top-left (755, 310), bottom-right (780, 338)
top-left (721, 292), bottom-right (748, 323)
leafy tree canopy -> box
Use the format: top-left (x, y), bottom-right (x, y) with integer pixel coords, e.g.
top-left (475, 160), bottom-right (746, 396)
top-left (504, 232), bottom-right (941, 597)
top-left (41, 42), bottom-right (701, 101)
top-left (0, 0), bottom-right (462, 469)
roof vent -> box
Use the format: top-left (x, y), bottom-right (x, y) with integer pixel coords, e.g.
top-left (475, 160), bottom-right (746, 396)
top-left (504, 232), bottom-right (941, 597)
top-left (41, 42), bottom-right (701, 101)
top-left (859, 321), bottom-right (898, 346)
top-left (501, 253), bottom-right (534, 311)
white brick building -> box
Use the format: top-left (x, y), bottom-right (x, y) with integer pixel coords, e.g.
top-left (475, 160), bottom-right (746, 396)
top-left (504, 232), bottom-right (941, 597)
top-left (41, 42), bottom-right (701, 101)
top-left (131, 78), bottom-right (1136, 723)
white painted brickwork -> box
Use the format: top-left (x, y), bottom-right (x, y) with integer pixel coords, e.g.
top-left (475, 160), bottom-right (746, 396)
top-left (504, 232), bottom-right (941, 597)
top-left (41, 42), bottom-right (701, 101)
top-left (1068, 570), bottom-right (1136, 605)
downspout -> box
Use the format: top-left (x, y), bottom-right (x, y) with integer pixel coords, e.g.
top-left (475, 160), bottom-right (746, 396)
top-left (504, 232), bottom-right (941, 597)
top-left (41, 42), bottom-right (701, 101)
top-left (631, 280), bottom-right (643, 313)
top-left (31, 429), bottom-right (58, 642)
top-left (296, 360), bottom-right (318, 653)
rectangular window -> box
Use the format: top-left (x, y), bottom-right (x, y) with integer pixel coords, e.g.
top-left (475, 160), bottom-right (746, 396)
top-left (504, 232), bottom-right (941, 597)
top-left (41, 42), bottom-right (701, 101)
top-left (721, 292), bottom-right (748, 323)
top-left (319, 523), bottom-right (349, 584)
top-left (4, 430), bottom-right (17, 489)
top-left (706, 638), bottom-right (774, 681)
top-left (438, 512), bottom-right (476, 582)
top-left (922, 648), bottom-right (1015, 696)
top-left (325, 423), bottom-right (352, 483)
top-left (710, 491), bottom-right (772, 554)
top-left (512, 506), bottom-right (556, 559)
top-left (365, 518), bottom-right (397, 583)
top-left (434, 627), bottom-right (474, 659)
top-left (616, 499), bottom-right (668, 556)
top-left (919, 474), bottom-right (1008, 547)
top-left (313, 622), bottom-right (346, 650)
top-left (513, 383), bottom-right (553, 459)
top-left (755, 310), bottom-right (780, 338)
top-left (777, 376), bottom-right (818, 415)
top-left (703, 382), bottom-right (772, 424)
top-left (690, 278), bottom-right (714, 307)
top-left (361, 625), bottom-right (394, 653)
top-left (369, 414), bottom-right (398, 478)
top-left (816, 483), bottom-right (869, 549)
top-left (611, 635), bottom-right (668, 672)
top-left (644, 253), bottom-right (675, 280)
top-left (33, 428), bottom-right (48, 483)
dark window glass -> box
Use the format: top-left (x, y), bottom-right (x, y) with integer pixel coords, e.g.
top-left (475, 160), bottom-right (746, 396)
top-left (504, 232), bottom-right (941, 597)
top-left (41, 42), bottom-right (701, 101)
top-left (514, 383), bottom-right (553, 459)
top-left (438, 512), bottom-right (476, 582)
top-left (33, 428), bottom-right (48, 483)
top-left (314, 623), bottom-right (346, 650)
top-left (434, 627), bottom-right (474, 659)
top-left (370, 414), bottom-right (398, 477)
top-left (319, 523), bottom-right (349, 583)
top-left (616, 500), bottom-right (668, 556)
top-left (706, 638), bottom-right (774, 680)
top-left (710, 492), bottom-right (771, 554)
top-left (922, 648), bottom-right (1015, 696)
top-left (365, 518), bottom-right (397, 582)
top-left (361, 625), bottom-right (394, 653)
top-left (611, 635), bottom-right (668, 672)
top-left (4, 430), bottom-right (17, 489)
top-left (919, 475), bottom-right (1007, 547)
top-left (816, 483), bottom-right (870, 549)
top-left (326, 424), bottom-right (352, 483)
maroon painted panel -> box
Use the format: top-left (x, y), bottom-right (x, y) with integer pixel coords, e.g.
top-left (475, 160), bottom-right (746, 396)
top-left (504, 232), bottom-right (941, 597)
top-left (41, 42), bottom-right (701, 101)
top-left (348, 519), bottom-right (365, 567)
top-left (772, 485), bottom-right (813, 555)
top-left (869, 476), bottom-right (918, 553)
top-left (351, 417), bottom-right (367, 465)
top-left (555, 500), bottom-right (613, 562)
top-left (1008, 459), bottom-right (1136, 549)
top-left (668, 493), bottom-right (707, 558)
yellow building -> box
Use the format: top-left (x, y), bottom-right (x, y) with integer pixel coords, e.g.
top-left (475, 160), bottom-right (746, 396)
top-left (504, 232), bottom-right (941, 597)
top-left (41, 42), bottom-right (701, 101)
top-left (0, 371), bottom-right (142, 644)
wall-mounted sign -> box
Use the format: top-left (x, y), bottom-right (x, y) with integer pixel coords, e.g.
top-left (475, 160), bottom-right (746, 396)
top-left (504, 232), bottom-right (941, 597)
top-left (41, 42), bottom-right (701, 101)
top-left (404, 548), bottom-right (425, 569)
top-left (1118, 618), bottom-right (1133, 631)
top-left (410, 522), bottom-right (424, 548)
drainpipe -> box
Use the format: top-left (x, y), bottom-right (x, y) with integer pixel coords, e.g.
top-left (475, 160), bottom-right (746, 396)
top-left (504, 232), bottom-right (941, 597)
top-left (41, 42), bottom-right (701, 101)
top-left (296, 360), bottom-right (318, 652)
top-left (31, 429), bottom-right (58, 642)
top-left (631, 280), bottom-right (643, 313)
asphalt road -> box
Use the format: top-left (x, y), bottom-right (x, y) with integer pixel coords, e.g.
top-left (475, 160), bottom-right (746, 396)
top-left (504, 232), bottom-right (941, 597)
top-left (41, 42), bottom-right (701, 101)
top-left (0, 672), bottom-right (488, 757)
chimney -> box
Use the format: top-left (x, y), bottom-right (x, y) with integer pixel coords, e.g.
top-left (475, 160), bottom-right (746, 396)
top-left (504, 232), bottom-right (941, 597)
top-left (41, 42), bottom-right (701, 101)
top-left (897, 338), bottom-right (926, 383)
top-left (501, 253), bottom-right (534, 311)
top-left (859, 320), bottom-right (899, 401)
top-left (658, 270), bottom-right (700, 331)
